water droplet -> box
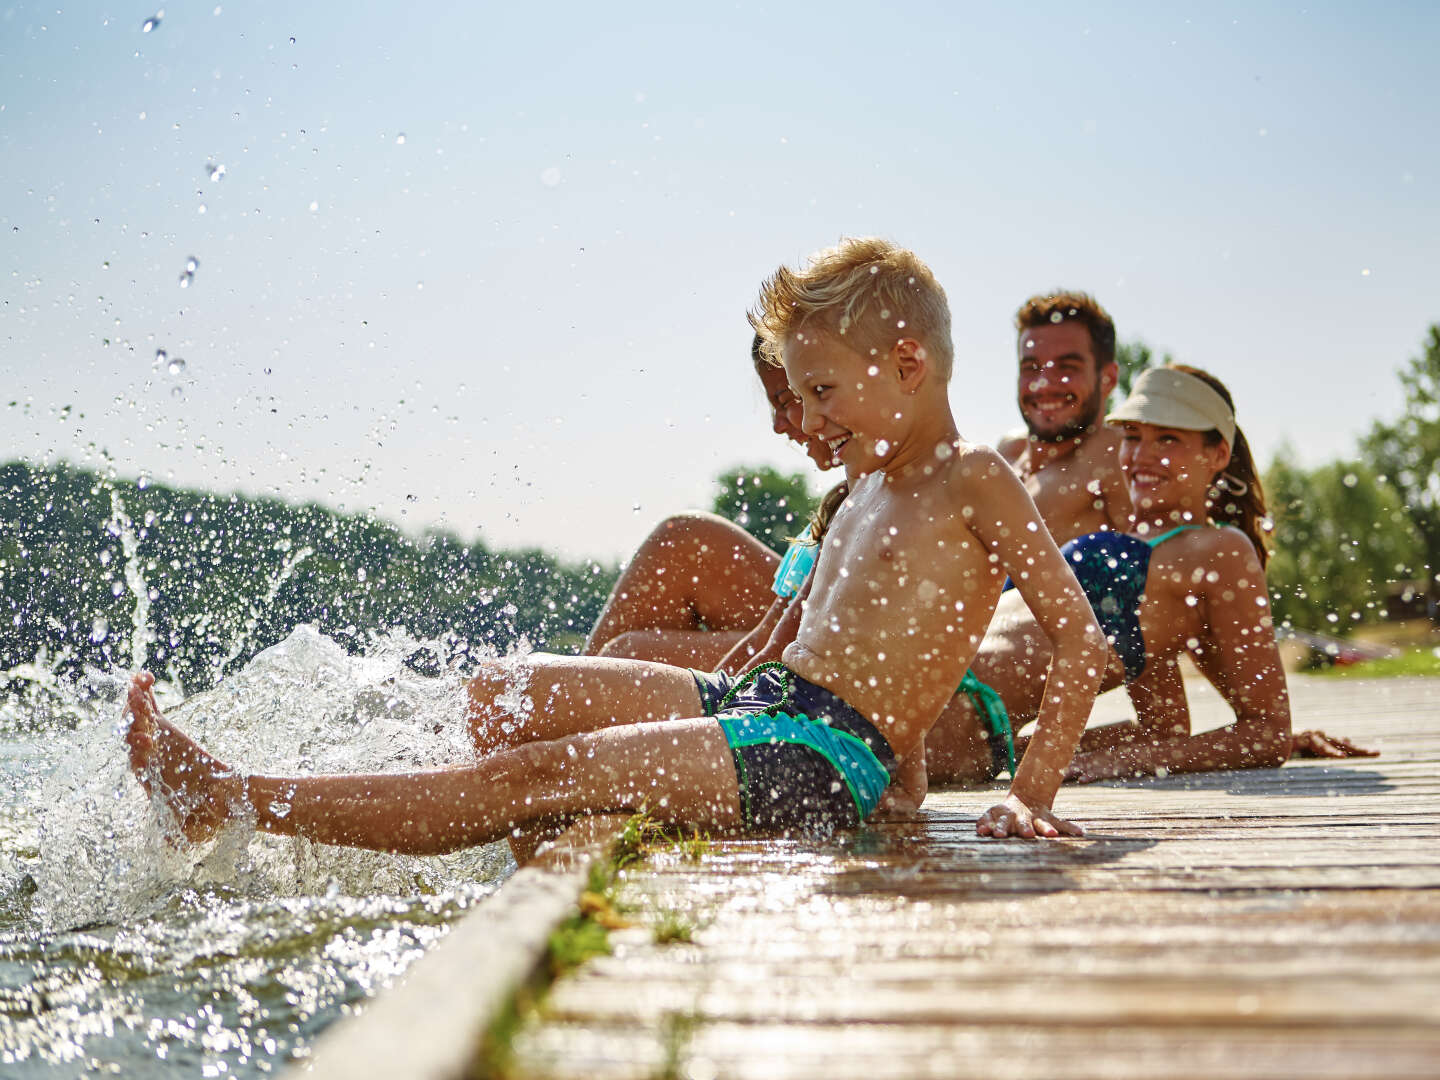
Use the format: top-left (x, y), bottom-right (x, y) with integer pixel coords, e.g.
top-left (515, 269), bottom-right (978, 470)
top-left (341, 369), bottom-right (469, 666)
top-left (394, 132), bottom-right (406, 145)
top-left (186, 256), bottom-right (199, 273)
top-left (288, 36), bottom-right (296, 44)
top-left (154, 348), bottom-right (168, 368)
top-left (142, 10), bottom-right (162, 33)
top-left (178, 272), bottom-right (192, 288)
top-left (1049, 311), bottom-right (1064, 323)
top-left (197, 203), bottom-right (207, 215)
top-left (875, 439), bottom-right (891, 456)
top-left (356, 567), bottom-right (367, 582)
top-left (90, 617), bottom-right (109, 643)
top-left (110, 580), bottom-right (125, 597)
top-left (268, 800), bottom-right (292, 819)
top-left (207, 163), bottom-right (226, 182)
top-left (934, 441), bottom-right (954, 461)
top-left (167, 357), bottom-right (185, 376)
top-left (867, 365), bottom-right (879, 376)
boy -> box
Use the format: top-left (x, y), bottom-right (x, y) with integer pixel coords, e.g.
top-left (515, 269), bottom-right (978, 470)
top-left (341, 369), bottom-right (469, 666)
top-left (123, 238), bottom-right (1106, 848)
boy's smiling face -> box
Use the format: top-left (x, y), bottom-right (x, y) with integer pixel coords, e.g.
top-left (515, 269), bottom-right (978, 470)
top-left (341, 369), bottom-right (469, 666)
top-left (781, 328), bottom-right (907, 473)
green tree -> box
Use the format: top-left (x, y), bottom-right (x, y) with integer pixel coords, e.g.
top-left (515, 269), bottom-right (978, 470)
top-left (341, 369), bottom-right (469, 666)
top-left (1113, 339), bottom-right (1170, 397)
top-left (1360, 324), bottom-right (1440, 581)
top-left (710, 465), bottom-right (818, 554)
top-left (1264, 448), bottom-right (1425, 633)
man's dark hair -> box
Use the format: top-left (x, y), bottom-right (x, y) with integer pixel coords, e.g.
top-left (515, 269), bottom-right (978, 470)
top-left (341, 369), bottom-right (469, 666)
top-left (1014, 291), bottom-right (1116, 369)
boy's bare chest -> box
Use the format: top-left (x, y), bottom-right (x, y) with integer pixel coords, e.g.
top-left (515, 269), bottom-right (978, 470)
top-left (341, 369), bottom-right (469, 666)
top-left (817, 483), bottom-right (986, 594)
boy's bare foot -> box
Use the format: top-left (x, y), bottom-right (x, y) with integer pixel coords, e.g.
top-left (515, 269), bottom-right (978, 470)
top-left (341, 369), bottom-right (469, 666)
top-left (125, 672), bottom-right (247, 844)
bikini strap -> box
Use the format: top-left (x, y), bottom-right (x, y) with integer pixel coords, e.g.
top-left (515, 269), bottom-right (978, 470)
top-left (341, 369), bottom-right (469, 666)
top-left (1145, 524), bottom-right (1205, 548)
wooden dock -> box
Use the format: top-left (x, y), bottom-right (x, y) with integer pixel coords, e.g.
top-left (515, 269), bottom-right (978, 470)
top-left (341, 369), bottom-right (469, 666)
top-left (502, 675), bottom-right (1440, 1079)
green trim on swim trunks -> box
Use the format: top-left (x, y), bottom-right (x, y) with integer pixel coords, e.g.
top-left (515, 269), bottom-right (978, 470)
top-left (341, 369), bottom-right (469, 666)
top-left (730, 743), bottom-right (755, 825)
top-left (958, 669), bottom-right (1015, 776)
top-left (718, 710), bottom-right (891, 821)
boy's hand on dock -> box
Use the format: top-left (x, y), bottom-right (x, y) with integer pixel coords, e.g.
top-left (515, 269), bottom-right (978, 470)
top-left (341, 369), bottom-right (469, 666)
top-left (976, 793), bottom-right (1084, 840)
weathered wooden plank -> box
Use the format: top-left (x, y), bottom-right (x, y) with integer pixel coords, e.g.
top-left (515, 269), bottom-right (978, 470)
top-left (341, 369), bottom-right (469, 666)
top-left (500, 676), bottom-right (1440, 1080)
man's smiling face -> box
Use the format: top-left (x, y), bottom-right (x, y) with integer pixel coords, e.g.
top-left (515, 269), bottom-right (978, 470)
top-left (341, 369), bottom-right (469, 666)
top-left (1016, 321), bottom-right (1114, 442)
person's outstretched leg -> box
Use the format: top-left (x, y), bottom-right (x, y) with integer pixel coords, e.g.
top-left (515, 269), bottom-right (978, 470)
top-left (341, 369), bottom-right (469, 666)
top-left (125, 673), bottom-right (743, 855)
top-left (583, 512), bottom-right (778, 666)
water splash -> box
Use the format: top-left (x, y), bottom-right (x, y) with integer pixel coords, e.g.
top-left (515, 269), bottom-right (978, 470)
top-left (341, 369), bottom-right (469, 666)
top-left (25, 625), bottom-right (515, 933)
top-left (141, 10), bottom-right (163, 32)
top-left (107, 489), bottom-right (153, 670)
top-left (211, 543), bottom-right (315, 683)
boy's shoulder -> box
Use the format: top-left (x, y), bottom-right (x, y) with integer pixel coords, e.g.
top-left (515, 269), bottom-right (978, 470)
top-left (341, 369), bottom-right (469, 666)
top-left (949, 439), bottom-right (1014, 480)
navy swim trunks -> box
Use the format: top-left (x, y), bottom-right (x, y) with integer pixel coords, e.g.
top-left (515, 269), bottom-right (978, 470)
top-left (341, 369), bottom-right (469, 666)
top-left (690, 665), bottom-right (896, 836)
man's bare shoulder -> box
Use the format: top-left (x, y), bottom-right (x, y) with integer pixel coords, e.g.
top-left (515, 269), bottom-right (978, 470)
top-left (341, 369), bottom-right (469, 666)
top-left (996, 429), bottom-right (1027, 464)
top-left (1073, 425), bottom-right (1124, 468)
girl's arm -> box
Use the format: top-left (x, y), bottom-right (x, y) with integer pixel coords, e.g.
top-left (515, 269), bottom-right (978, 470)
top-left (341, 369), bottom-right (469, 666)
top-left (1065, 532), bottom-right (1291, 782)
top-left (715, 593), bottom-right (790, 676)
top-left (720, 575), bottom-right (812, 676)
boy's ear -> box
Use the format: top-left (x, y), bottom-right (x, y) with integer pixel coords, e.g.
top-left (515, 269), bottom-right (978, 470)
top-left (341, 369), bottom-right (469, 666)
top-left (891, 338), bottom-right (928, 393)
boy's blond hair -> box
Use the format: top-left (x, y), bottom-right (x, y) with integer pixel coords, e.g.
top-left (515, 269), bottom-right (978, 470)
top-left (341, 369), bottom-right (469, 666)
top-left (749, 237), bottom-right (954, 380)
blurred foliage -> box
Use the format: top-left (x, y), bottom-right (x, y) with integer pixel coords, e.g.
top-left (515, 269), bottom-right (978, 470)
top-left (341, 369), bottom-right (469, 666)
top-left (1311, 646), bottom-right (1440, 679)
top-left (710, 465), bottom-right (819, 554)
top-left (1264, 450), bottom-right (1425, 632)
top-left (0, 461), bottom-right (618, 693)
top-left (1361, 324), bottom-right (1440, 583)
top-left (1113, 339), bottom-right (1169, 397)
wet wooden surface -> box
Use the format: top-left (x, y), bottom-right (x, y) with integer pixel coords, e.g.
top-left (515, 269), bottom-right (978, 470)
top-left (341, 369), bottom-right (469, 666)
top-left (502, 675), bottom-right (1440, 1079)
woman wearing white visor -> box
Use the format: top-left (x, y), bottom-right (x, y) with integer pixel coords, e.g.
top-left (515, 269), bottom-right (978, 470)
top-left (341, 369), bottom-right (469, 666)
top-left (922, 364), bottom-right (1371, 786)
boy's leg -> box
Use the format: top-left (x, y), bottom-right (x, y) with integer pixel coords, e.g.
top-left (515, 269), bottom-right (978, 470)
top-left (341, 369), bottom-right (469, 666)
top-left (582, 513), bottom-right (778, 659)
top-left (125, 673), bottom-right (743, 855)
top-left (467, 653), bottom-right (707, 754)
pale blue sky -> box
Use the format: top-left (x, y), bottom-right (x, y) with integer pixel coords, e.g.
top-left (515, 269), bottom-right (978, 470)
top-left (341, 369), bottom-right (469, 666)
top-left (3, 2), bottom-right (1437, 560)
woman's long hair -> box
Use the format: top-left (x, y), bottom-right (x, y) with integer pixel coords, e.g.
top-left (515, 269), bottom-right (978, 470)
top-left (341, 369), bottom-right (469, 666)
top-left (809, 481), bottom-right (849, 543)
top-left (1171, 364), bottom-right (1271, 568)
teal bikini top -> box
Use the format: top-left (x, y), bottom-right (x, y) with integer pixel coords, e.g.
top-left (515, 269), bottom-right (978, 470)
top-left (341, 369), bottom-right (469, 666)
top-left (772, 539), bottom-right (818, 599)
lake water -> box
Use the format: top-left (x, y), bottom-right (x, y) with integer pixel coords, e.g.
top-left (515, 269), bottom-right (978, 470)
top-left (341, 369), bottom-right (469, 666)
top-left (0, 626), bottom-right (516, 1077)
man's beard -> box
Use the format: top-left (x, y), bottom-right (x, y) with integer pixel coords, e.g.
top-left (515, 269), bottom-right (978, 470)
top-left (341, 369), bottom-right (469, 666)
top-left (1022, 382), bottom-right (1105, 444)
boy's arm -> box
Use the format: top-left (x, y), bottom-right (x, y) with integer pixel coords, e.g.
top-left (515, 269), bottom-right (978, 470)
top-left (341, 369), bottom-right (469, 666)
top-left (963, 452), bottom-right (1107, 838)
